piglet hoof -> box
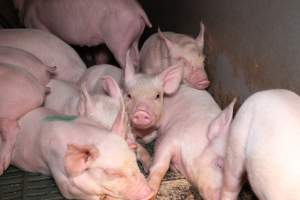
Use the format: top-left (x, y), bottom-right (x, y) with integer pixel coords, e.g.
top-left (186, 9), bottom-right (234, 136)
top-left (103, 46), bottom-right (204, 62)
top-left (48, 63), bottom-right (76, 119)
top-left (170, 165), bottom-right (179, 173)
top-left (48, 65), bottom-right (57, 72)
top-left (149, 195), bottom-right (157, 200)
top-left (45, 86), bottom-right (51, 94)
top-left (47, 66), bottom-right (57, 78)
top-left (0, 153), bottom-right (11, 175)
top-left (0, 119), bottom-right (20, 175)
top-left (142, 160), bottom-right (152, 174)
top-left (143, 165), bottom-right (150, 174)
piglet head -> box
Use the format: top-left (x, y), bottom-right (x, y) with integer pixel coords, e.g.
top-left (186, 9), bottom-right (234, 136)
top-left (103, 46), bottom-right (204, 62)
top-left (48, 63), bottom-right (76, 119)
top-left (158, 22), bottom-right (209, 90)
top-left (64, 99), bottom-right (153, 200)
top-left (195, 99), bottom-right (236, 200)
top-left (124, 51), bottom-right (183, 131)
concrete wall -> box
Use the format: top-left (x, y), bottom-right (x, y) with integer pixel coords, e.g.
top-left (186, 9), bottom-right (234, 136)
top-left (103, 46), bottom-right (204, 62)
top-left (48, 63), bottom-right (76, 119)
top-left (139, 0), bottom-right (300, 107)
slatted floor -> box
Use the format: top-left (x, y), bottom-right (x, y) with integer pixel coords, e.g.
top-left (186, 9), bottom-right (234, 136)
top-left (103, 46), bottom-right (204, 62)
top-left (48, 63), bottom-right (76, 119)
top-left (0, 166), bottom-right (257, 200)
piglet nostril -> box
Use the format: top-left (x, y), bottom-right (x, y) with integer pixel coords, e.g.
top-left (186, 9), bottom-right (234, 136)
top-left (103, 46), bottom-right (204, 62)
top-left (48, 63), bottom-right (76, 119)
top-left (132, 111), bottom-right (152, 126)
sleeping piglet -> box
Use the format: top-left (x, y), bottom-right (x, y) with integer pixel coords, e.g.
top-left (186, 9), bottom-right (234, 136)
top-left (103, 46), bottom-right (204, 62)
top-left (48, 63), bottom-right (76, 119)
top-left (10, 101), bottom-right (153, 199)
top-left (45, 76), bottom-right (152, 172)
top-left (221, 89), bottom-right (300, 200)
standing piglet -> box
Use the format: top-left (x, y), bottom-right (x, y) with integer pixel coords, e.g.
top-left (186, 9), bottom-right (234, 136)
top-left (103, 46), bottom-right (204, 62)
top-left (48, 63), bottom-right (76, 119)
top-left (124, 52), bottom-right (183, 142)
top-left (0, 63), bottom-right (47, 174)
top-left (10, 101), bottom-right (153, 199)
top-left (14, 0), bottom-right (152, 67)
top-left (0, 46), bottom-right (55, 85)
top-left (140, 23), bottom-right (209, 90)
top-left (221, 89), bottom-right (300, 200)
top-left (0, 29), bottom-right (86, 82)
top-left (147, 85), bottom-right (235, 200)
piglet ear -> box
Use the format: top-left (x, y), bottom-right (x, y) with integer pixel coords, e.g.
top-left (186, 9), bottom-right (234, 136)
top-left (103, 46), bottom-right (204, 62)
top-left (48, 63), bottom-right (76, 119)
top-left (101, 76), bottom-right (122, 98)
top-left (111, 97), bottom-right (127, 139)
top-left (78, 82), bottom-right (95, 116)
top-left (158, 28), bottom-right (182, 59)
top-left (159, 63), bottom-right (183, 94)
top-left (207, 98), bottom-right (236, 141)
top-left (64, 144), bottom-right (99, 177)
top-left (124, 50), bottom-right (135, 84)
top-left (195, 22), bottom-right (205, 51)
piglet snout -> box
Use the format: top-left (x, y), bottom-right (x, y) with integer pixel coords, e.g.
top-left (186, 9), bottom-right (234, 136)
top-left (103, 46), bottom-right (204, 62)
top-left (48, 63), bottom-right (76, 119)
top-left (196, 79), bottom-right (210, 89)
top-left (187, 68), bottom-right (210, 89)
top-left (133, 111), bottom-right (151, 124)
top-left (131, 109), bottom-right (154, 129)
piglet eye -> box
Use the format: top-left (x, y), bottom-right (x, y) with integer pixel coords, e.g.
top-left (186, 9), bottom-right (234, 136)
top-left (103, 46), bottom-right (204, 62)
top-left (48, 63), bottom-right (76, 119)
top-left (127, 93), bottom-right (132, 99)
top-left (104, 169), bottom-right (124, 178)
top-left (155, 93), bottom-right (160, 100)
top-left (215, 157), bottom-right (224, 169)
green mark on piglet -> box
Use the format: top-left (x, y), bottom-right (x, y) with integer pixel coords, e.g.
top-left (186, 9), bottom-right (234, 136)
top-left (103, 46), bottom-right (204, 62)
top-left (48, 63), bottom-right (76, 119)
top-left (44, 115), bottom-right (78, 122)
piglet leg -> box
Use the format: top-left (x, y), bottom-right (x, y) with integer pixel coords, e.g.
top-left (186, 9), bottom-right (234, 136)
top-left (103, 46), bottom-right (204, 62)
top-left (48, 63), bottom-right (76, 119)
top-left (221, 141), bottom-right (246, 200)
top-left (0, 118), bottom-right (20, 174)
top-left (148, 145), bottom-right (173, 199)
top-left (136, 143), bottom-right (152, 173)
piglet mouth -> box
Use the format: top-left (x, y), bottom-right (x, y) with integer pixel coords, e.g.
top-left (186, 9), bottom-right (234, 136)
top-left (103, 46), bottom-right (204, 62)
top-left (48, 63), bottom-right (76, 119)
top-left (132, 123), bottom-right (154, 129)
top-left (186, 76), bottom-right (210, 90)
top-left (185, 67), bottom-right (210, 89)
top-left (194, 79), bottom-right (210, 89)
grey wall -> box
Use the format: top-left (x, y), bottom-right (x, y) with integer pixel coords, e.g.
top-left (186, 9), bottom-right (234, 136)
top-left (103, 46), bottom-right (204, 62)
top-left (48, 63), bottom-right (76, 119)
top-left (139, 0), bottom-right (300, 107)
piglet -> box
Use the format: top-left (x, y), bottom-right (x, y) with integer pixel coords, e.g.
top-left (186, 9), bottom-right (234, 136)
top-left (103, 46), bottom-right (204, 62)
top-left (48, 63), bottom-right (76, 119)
top-left (147, 85), bottom-right (235, 200)
top-left (45, 77), bottom-right (120, 130)
top-left (140, 23), bottom-right (209, 90)
top-left (0, 63), bottom-right (47, 174)
top-left (78, 64), bottom-right (122, 95)
top-left (0, 46), bottom-right (55, 85)
top-left (10, 101), bottom-right (154, 199)
top-left (221, 89), bottom-right (300, 200)
top-left (14, 0), bottom-right (152, 67)
top-left (79, 66), bottom-right (153, 171)
top-left (79, 65), bottom-right (152, 172)
top-left (0, 29), bottom-right (86, 82)
top-left (124, 52), bottom-right (183, 142)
